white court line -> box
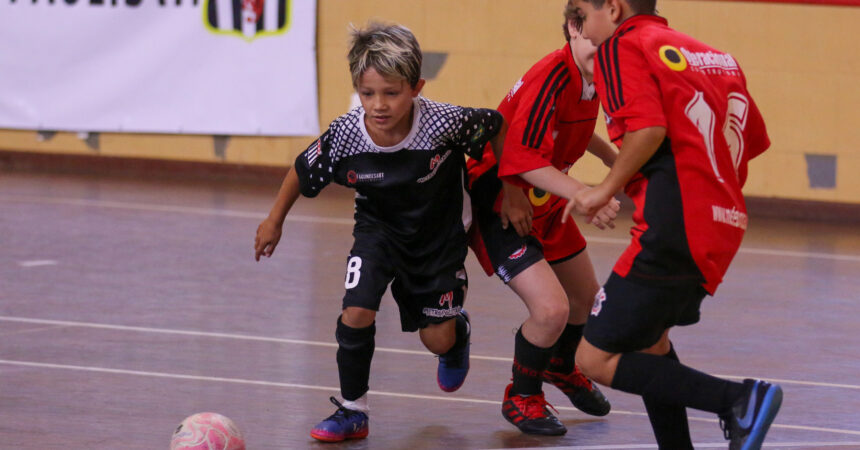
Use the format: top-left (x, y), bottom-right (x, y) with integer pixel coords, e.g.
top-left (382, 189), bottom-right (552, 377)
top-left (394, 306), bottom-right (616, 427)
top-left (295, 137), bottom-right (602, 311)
top-left (18, 260), bottom-right (58, 267)
top-left (0, 358), bottom-right (859, 441)
top-left (3, 194), bottom-right (859, 262)
top-left (1, 315), bottom-right (859, 391)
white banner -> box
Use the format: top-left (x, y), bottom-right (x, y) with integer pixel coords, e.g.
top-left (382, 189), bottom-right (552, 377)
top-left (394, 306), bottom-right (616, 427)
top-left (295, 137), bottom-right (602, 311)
top-left (0, 0), bottom-right (318, 136)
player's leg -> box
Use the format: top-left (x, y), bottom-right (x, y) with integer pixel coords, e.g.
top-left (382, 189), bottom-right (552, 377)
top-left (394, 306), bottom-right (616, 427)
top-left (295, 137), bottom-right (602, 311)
top-left (544, 249), bottom-right (611, 416)
top-left (470, 169), bottom-right (566, 435)
top-left (311, 243), bottom-right (392, 442)
top-left (578, 275), bottom-right (782, 448)
top-left (501, 260), bottom-right (569, 435)
top-left (399, 266), bottom-right (472, 393)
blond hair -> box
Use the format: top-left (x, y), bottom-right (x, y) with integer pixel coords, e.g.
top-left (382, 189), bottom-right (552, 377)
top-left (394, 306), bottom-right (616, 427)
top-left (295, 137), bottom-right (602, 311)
top-left (348, 22), bottom-right (422, 88)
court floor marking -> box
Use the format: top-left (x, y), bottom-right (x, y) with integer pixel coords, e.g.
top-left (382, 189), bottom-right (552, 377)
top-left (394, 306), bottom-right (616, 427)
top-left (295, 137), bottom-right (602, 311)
top-left (1, 315), bottom-right (858, 392)
top-left (0, 358), bottom-right (858, 442)
top-left (493, 443), bottom-right (860, 449)
top-left (3, 194), bottom-right (860, 262)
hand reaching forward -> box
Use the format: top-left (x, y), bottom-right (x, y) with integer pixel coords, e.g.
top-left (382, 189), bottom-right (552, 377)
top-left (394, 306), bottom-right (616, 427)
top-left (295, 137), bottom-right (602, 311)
top-left (562, 185), bottom-right (619, 229)
top-left (254, 218), bottom-right (283, 261)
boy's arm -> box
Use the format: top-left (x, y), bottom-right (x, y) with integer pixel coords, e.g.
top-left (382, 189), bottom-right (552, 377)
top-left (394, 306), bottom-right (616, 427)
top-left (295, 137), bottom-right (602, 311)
top-left (586, 134), bottom-right (618, 168)
top-left (571, 126), bottom-right (666, 217)
top-left (255, 167), bottom-right (301, 261)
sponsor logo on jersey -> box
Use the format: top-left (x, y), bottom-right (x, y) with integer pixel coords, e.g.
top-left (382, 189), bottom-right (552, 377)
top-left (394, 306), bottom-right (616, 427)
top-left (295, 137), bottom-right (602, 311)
top-left (528, 187), bottom-right (550, 207)
top-left (591, 287), bottom-right (607, 316)
top-left (712, 205), bottom-right (748, 229)
top-left (659, 45), bottom-right (688, 71)
top-left (506, 78), bottom-right (524, 102)
top-left (417, 150), bottom-right (452, 183)
top-left (346, 170), bottom-right (384, 185)
top-left (661, 45), bottom-right (740, 75)
top-left (439, 291), bottom-right (454, 309)
top-left (508, 245), bottom-right (528, 260)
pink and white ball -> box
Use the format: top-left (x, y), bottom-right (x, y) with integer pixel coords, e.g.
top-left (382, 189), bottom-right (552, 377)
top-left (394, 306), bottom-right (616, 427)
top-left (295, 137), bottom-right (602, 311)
top-left (170, 412), bottom-right (246, 450)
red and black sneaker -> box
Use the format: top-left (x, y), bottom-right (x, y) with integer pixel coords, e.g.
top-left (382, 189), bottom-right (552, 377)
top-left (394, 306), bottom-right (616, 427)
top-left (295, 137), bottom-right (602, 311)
top-left (543, 365), bottom-right (611, 416)
top-left (501, 383), bottom-right (567, 436)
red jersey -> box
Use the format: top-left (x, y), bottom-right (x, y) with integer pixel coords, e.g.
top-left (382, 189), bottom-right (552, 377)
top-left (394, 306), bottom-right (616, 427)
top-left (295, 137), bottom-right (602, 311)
top-left (467, 44), bottom-right (600, 221)
top-left (594, 15), bottom-right (770, 294)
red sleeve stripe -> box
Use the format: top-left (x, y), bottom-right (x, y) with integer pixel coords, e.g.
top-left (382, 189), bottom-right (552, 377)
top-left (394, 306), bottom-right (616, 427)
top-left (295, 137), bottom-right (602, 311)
top-left (523, 62), bottom-right (569, 148)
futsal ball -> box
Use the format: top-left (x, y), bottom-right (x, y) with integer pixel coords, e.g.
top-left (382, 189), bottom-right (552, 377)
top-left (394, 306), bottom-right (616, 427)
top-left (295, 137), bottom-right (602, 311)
top-left (170, 412), bottom-right (246, 450)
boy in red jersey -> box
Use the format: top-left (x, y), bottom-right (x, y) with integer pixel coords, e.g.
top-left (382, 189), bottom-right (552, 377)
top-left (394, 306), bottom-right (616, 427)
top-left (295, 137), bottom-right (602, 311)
top-left (467, 2), bottom-right (620, 435)
top-left (567, 0), bottom-right (782, 448)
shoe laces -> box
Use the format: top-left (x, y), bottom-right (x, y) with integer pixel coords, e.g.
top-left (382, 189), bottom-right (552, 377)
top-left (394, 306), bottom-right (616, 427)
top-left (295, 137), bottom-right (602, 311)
top-left (326, 397), bottom-right (363, 423)
top-left (514, 392), bottom-right (559, 420)
top-left (568, 366), bottom-right (595, 389)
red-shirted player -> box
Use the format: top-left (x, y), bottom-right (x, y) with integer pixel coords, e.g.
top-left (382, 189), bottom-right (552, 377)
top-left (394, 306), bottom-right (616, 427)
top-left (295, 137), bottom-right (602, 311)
top-left (467, 2), bottom-right (619, 435)
top-left (567, 0), bottom-right (782, 448)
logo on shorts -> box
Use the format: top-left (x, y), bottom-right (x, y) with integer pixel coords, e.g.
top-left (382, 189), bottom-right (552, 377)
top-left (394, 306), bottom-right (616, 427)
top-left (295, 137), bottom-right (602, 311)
top-left (591, 287), bottom-right (607, 316)
top-left (528, 188), bottom-right (550, 207)
top-left (439, 291), bottom-right (454, 309)
top-left (508, 245), bottom-right (527, 260)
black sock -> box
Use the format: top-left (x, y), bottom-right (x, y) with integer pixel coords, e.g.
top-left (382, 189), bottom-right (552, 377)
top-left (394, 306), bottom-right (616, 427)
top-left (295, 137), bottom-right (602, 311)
top-left (335, 315), bottom-right (375, 401)
top-left (611, 351), bottom-right (745, 415)
top-left (548, 323), bottom-right (584, 373)
top-left (643, 344), bottom-right (693, 449)
top-left (511, 328), bottom-right (553, 396)
top-left (439, 313), bottom-right (469, 356)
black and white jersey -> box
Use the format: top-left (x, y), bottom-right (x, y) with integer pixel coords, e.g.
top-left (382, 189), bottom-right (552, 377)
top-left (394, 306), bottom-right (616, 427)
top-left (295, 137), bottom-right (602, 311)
top-left (294, 96), bottom-right (503, 273)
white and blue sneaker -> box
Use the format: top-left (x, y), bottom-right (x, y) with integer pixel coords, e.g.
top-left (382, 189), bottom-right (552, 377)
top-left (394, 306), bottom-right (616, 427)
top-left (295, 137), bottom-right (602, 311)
top-left (721, 379), bottom-right (783, 450)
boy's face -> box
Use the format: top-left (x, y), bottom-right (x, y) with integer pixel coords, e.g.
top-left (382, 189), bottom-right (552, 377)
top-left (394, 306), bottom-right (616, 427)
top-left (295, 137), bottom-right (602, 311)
top-left (568, 21), bottom-right (597, 79)
top-left (572, 0), bottom-right (618, 47)
top-left (357, 68), bottom-right (424, 140)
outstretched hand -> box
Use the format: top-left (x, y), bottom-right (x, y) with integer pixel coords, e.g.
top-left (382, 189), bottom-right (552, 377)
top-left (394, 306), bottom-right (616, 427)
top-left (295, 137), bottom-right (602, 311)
top-left (562, 185), bottom-right (619, 229)
top-left (254, 218), bottom-right (283, 261)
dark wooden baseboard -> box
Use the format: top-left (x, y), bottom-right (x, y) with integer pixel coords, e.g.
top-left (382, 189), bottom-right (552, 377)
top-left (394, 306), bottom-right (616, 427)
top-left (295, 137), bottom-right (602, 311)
top-left (2, 150), bottom-right (859, 222)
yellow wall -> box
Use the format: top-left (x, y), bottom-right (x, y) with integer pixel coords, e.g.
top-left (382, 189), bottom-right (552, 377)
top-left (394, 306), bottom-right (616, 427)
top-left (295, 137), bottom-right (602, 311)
top-left (2, 0), bottom-right (857, 203)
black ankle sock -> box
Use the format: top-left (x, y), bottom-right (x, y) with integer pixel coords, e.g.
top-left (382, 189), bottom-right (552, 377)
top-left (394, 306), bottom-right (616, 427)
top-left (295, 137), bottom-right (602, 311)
top-left (643, 344), bottom-right (693, 449)
top-left (511, 328), bottom-right (553, 396)
top-left (611, 350), bottom-right (745, 415)
top-left (453, 313), bottom-right (469, 350)
top-left (335, 315), bottom-right (375, 401)
top-left (548, 323), bottom-right (584, 373)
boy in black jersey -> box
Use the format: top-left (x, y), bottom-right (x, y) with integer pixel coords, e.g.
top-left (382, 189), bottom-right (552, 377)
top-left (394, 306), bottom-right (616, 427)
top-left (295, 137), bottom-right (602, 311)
top-left (254, 22), bottom-right (504, 443)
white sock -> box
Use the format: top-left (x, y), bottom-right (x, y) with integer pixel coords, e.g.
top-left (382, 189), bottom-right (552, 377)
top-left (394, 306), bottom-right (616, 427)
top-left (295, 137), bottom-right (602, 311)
top-left (341, 394), bottom-right (369, 413)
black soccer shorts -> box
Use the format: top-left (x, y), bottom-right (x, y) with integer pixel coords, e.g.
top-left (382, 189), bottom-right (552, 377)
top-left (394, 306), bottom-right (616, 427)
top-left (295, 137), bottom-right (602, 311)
top-left (341, 231), bottom-right (468, 332)
top-left (584, 272), bottom-right (708, 353)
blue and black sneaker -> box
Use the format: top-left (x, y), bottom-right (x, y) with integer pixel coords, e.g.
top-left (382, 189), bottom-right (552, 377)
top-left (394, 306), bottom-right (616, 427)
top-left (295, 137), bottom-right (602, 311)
top-left (310, 397), bottom-right (369, 442)
top-left (720, 379), bottom-right (783, 450)
top-left (437, 310), bottom-right (471, 392)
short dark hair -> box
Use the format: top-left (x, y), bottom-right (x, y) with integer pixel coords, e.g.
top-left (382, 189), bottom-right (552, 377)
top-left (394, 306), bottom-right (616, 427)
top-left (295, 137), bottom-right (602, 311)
top-left (563, 0), bottom-right (583, 41)
top-left (578, 0), bottom-right (657, 15)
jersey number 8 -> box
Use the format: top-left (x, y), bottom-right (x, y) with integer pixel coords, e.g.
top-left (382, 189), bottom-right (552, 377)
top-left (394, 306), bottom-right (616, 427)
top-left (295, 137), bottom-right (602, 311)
top-left (345, 256), bottom-right (362, 289)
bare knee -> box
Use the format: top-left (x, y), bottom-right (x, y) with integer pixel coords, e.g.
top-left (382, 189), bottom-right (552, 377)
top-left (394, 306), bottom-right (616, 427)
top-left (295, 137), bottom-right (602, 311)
top-left (530, 299), bottom-right (569, 336)
top-left (419, 320), bottom-right (456, 355)
top-left (341, 307), bottom-right (376, 329)
top-left (575, 340), bottom-right (619, 386)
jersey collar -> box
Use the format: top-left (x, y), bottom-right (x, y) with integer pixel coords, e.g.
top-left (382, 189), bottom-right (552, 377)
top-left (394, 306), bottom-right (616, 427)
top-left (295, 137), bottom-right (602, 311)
top-left (358, 96), bottom-right (423, 153)
top-left (614, 14), bottom-right (668, 36)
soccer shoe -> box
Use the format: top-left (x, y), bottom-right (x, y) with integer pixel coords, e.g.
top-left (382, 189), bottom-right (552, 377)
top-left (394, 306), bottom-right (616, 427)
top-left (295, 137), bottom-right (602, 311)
top-left (501, 383), bottom-right (567, 436)
top-left (543, 365), bottom-right (611, 416)
top-left (437, 310), bottom-right (471, 392)
top-left (720, 379), bottom-right (783, 450)
top-left (309, 397), bottom-right (369, 442)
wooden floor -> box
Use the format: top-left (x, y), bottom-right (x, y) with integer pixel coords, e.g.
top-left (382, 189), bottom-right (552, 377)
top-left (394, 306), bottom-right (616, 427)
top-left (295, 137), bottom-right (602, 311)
top-left (2, 171), bottom-right (859, 449)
